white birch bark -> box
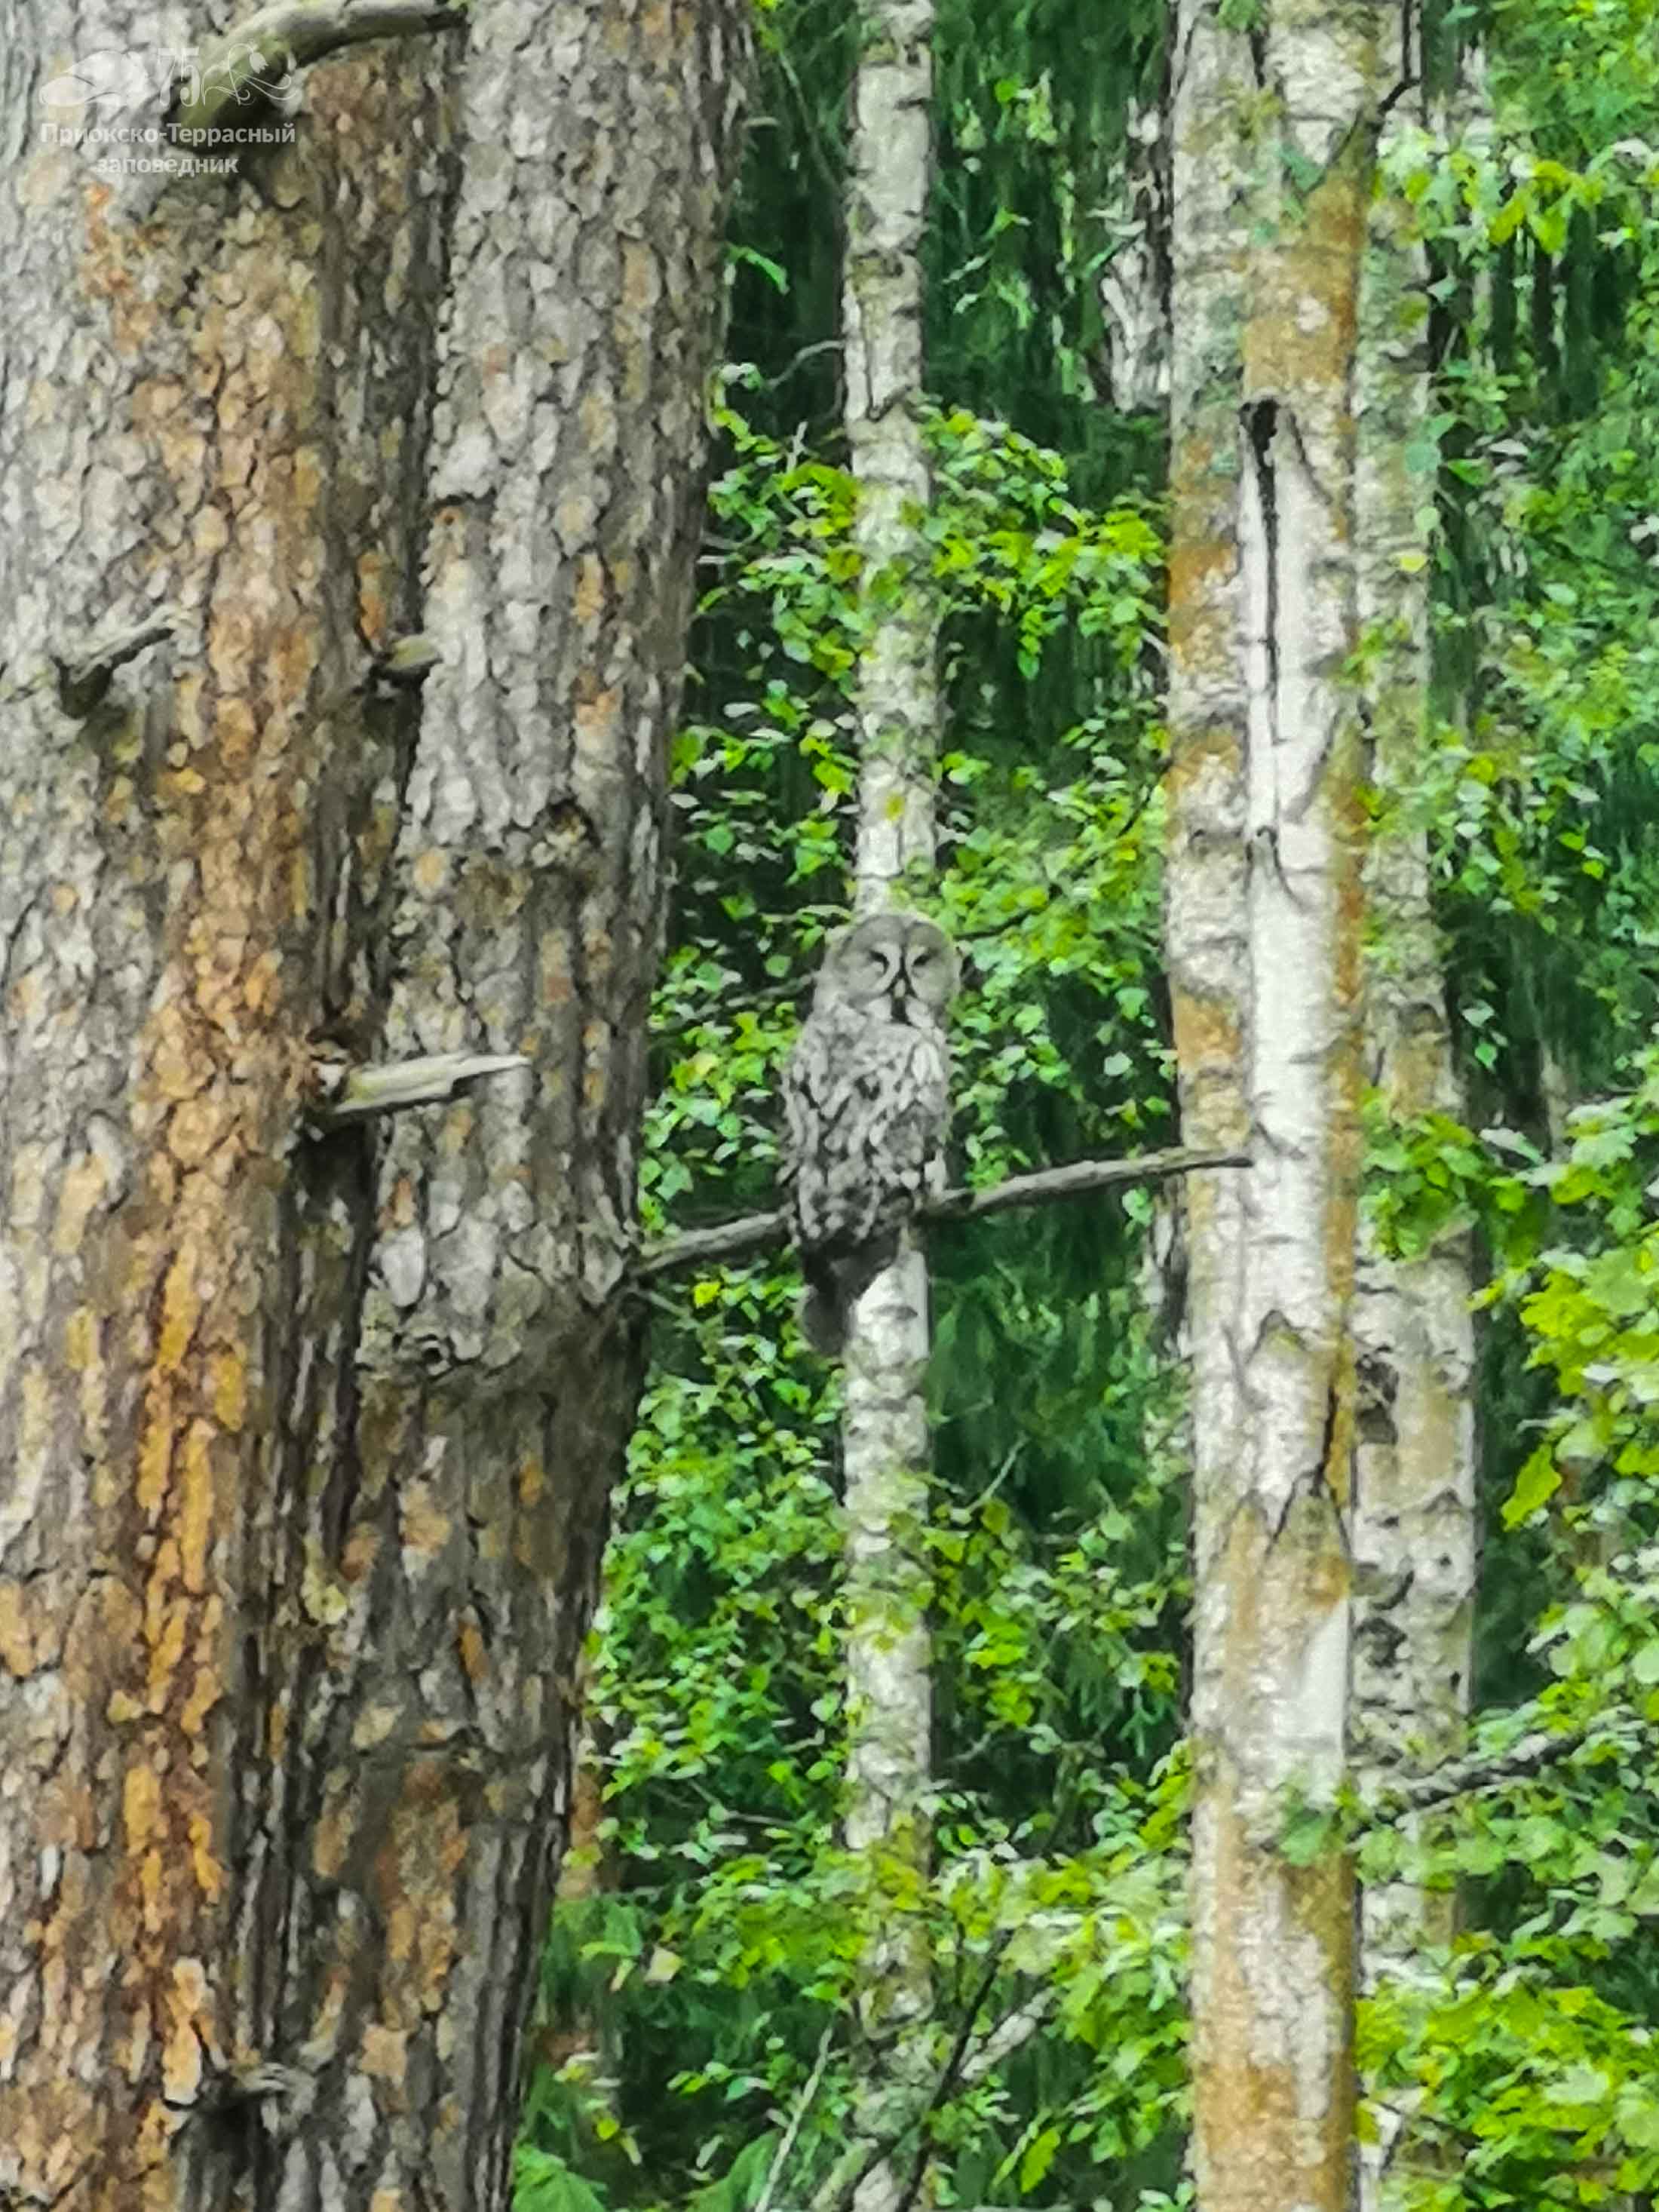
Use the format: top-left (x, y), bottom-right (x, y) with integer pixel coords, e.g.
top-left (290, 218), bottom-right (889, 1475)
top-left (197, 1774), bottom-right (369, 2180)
top-left (1166, 4), bottom-right (1388, 2205)
top-left (841, 4), bottom-right (939, 2206)
top-left (846, 0), bottom-right (937, 916)
top-left (1351, 26), bottom-right (1479, 2210)
top-left (1098, 101), bottom-right (1170, 415)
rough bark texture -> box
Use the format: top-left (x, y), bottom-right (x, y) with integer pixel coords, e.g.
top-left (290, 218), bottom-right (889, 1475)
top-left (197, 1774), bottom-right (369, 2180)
top-left (1351, 24), bottom-right (1478, 2200)
top-left (1165, 5), bottom-right (1385, 2207)
top-left (840, 5), bottom-right (939, 2207)
top-left (0, 4), bottom-right (744, 2206)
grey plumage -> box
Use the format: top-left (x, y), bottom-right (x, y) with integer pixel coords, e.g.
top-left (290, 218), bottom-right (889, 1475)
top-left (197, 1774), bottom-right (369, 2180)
top-left (782, 912), bottom-right (958, 1355)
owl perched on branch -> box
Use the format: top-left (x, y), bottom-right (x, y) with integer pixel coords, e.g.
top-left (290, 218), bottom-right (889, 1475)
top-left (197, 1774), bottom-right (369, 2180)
top-left (782, 912), bottom-right (958, 1355)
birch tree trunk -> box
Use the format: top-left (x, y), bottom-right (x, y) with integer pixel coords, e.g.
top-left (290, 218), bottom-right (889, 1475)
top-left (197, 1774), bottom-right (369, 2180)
top-left (839, 4), bottom-right (939, 2206)
top-left (1351, 18), bottom-right (1478, 2204)
top-left (1165, 5), bottom-right (1387, 2205)
top-left (0, 6), bottom-right (744, 2206)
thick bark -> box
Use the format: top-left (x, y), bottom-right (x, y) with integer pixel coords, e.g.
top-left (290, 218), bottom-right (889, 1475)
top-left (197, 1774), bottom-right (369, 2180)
top-left (0, 4), bottom-right (744, 2207)
top-left (840, 5), bottom-right (939, 2208)
top-left (1351, 24), bottom-right (1477, 2207)
top-left (1165, 4), bottom-right (1385, 2206)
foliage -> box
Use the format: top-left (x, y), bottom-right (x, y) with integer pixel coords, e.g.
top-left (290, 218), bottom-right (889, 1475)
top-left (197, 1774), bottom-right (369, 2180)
top-left (519, 0), bottom-right (1659, 2202)
top-left (518, 3), bottom-right (1185, 2203)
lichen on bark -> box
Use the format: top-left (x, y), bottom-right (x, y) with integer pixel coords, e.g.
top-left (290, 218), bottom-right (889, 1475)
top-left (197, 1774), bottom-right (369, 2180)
top-left (0, 4), bottom-right (747, 2205)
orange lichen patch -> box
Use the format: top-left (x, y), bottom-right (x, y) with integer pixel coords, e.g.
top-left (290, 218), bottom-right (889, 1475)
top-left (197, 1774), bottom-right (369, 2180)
top-left (387, 1897), bottom-right (418, 1966)
top-left (541, 935), bottom-right (575, 1007)
top-left (412, 846), bottom-right (450, 897)
top-left (342, 1523), bottom-right (381, 1584)
top-left (145, 1594), bottom-right (189, 1710)
top-left (161, 1957), bottom-right (210, 2102)
top-left (357, 548), bottom-right (391, 643)
top-left (0, 1582), bottom-right (36, 1677)
top-left (573, 680), bottom-right (621, 755)
top-left (78, 201), bottom-right (164, 356)
top-left (179, 1637), bottom-right (224, 1741)
top-left (314, 1785), bottom-right (353, 1882)
top-left (621, 239), bottom-right (661, 314)
top-left (360, 2021), bottom-right (409, 2088)
top-left (458, 1615), bottom-right (488, 1686)
top-left (210, 1347), bottom-right (247, 1433)
top-left (187, 1816), bottom-right (225, 1901)
top-left (518, 1456), bottom-right (546, 1509)
top-left (52, 1151), bottom-right (108, 1255)
top-left (176, 1422), bottom-right (216, 1592)
top-left (7, 966), bottom-right (45, 1031)
top-left (166, 1096), bottom-right (229, 1169)
top-left (130, 376), bottom-right (187, 429)
top-left (353, 1705), bottom-right (398, 1751)
top-left (136, 1395), bottom-right (176, 1519)
top-left (123, 1764), bottom-right (163, 1855)
top-left (557, 486), bottom-right (600, 545)
top-left (572, 551), bottom-right (606, 629)
top-left (1170, 993), bottom-right (1245, 1083)
top-left (146, 1016), bottom-right (210, 1105)
top-left (9, 1140), bottom-right (48, 1227)
top-left (439, 1103), bottom-right (478, 1158)
top-left (1243, 178), bottom-right (1367, 407)
top-left (1194, 1791), bottom-right (1355, 2210)
top-left (581, 385), bottom-right (618, 454)
top-left (155, 1249), bottom-right (203, 1373)
top-left (1167, 529), bottom-right (1237, 630)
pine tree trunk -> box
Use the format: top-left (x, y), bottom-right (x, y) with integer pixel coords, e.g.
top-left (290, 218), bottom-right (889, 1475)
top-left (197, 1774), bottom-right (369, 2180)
top-left (840, 2), bottom-right (939, 2205)
top-left (0, 6), bottom-right (744, 2206)
top-left (1351, 19), bottom-right (1478, 2204)
top-left (1165, 5), bottom-right (1387, 2204)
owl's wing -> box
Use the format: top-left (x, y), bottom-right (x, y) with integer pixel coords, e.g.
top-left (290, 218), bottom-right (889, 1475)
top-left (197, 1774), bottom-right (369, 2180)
top-left (871, 1026), bottom-right (951, 1193)
top-left (783, 1008), bottom-right (853, 1232)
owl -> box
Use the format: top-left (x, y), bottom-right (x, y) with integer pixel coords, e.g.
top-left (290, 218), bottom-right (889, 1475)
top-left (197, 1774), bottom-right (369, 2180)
top-left (782, 911), bottom-right (958, 1355)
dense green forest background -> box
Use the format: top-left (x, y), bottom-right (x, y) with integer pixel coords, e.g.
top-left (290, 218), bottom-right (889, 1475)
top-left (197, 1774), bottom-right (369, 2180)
top-left (517, 1), bottom-right (1659, 2204)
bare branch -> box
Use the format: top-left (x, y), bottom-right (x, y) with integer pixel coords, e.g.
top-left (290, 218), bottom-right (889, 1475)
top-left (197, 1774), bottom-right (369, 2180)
top-left (958, 1989), bottom-right (1056, 2084)
top-left (120, 0), bottom-right (466, 217)
top-left (635, 1146), bottom-right (1249, 1281)
top-left (885, 1935), bottom-right (1019, 2212)
top-left (925, 1145), bottom-right (1247, 1223)
top-left (754, 2026), bottom-right (836, 2212)
top-left (55, 609), bottom-right (180, 716)
top-left (308, 1051), bottom-right (529, 1130)
top-left (1364, 1726), bottom-right (1598, 1820)
top-left (176, 0), bottom-right (466, 140)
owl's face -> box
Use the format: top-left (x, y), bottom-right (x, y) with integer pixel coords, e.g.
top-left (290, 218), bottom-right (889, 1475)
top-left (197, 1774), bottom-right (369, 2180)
top-left (817, 913), bottom-right (958, 1023)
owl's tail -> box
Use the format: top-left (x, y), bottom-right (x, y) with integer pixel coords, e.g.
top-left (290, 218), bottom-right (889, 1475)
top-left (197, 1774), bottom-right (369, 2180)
top-left (798, 1235), bottom-right (899, 1358)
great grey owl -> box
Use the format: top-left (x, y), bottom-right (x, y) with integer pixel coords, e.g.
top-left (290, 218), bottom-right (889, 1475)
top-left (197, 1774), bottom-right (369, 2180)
top-left (782, 911), bottom-right (958, 1355)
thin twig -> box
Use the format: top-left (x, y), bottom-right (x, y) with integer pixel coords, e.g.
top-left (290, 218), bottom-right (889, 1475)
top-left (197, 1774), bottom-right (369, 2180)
top-left (1365, 1725), bottom-right (1599, 1821)
top-left (754, 2026), bottom-right (836, 2212)
top-left (887, 1935), bottom-right (1019, 2212)
top-left (634, 1145), bottom-right (1249, 1281)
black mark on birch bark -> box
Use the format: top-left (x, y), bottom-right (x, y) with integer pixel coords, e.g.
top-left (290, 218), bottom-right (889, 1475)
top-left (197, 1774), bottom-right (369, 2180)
top-left (1244, 396), bottom-right (1280, 747)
